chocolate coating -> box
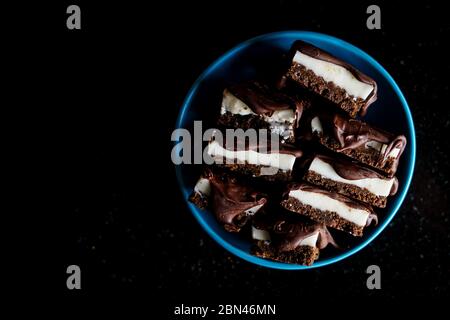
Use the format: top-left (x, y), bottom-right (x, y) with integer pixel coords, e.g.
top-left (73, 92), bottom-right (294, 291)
top-left (315, 155), bottom-right (387, 180)
top-left (390, 177), bottom-right (399, 196)
top-left (313, 111), bottom-right (407, 173)
top-left (205, 170), bottom-right (267, 231)
top-left (289, 40), bottom-right (377, 116)
top-left (228, 81), bottom-right (304, 124)
top-left (272, 219), bottom-right (338, 251)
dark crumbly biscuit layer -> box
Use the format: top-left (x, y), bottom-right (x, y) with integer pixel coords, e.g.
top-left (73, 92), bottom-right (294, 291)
top-left (304, 171), bottom-right (387, 208)
top-left (286, 62), bottom-right (365, 118)
top-left (280, 197), bottom-right (364, 236)
top-left (217, 112), bottom-right (270, 131)
top-left (252, 241), bottom-right (319, 266)
top-left (316, 134), bottom-right (396, 177)
top-left (188, 192), bottom-right (209, 210)
top-left (217, 112), bottom-right (295, 143)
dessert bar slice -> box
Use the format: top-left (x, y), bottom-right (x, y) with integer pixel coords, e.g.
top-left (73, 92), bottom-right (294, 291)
top-left (206, 136), bottom-right (303, 182)
top-left (218, 81), bottom-right (309, 143)
top-left (280, 183), bottom-right (377, 236)
top-left (284, 40), bottom-right (377, 118)
top-left (251, 216), bottom-right (337, 266)
top-left (306, 110), bottom-right (406, 177)
top-left (189, 169), bottom-right (267, 232)
top-left (304, 155), bottom-right (398, 208)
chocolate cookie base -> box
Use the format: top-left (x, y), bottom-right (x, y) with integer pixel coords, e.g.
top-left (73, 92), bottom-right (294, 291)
top-left (304, 170), bottom-right (387, 208)
top-left (316, 133), bottom-right (396, 177)
top-left (280, 197), bottom-right (364, 236)
top-left (217, 112), bottom-right (295, 144)
top-left (214, 163), bottom-right (293, 182)
top-left (286, 62), bottom-right (365, 118)
top-left (252, 241), bottom-right (319, 266)
top-left (188, 192), bottom-right (209, 210)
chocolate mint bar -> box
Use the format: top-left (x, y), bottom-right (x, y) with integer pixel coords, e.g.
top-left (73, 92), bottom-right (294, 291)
top-left (218, 81), bottom-right (309, 143)
top-left (304, 155), bottom-right (398, 208)
top-left (305, 110), bottom-right (406, 177)
top-left (284, 40), bottom-right (377, 118)
top-left (206, 135), bottom-right (303, 182)
top-left (189, 169), bottom-right (267, 232)
top-left (251, 215), bottom-right (337, 266)
top-left (281, 183), bottom-right (377, 236)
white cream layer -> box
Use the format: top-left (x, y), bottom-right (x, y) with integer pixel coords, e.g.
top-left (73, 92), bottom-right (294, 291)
top-left (298, 232), bottom-right (319, 247)
top-left (221, 90), bottom-right (295, 140)
top-left (311, 117), bottom-right (400, 158)
top-left (207, 140), bottom-right (296, 172)
top-left (289, 189), bottom-right (370, 227)
top-left (293, 51), bottom-right (374, 100)
top-left (244, 204), bottom-right (265, 216)
top-left (309, 157), bottom-right (395, 197)
top-left (250, 227), bottom-right (319, 248)
top-left (194, 178), bottom-right (211, 197)
top-left (251, 226), bottom-right (271, 241)
top-left (311, 116), bottom-right (323, 133)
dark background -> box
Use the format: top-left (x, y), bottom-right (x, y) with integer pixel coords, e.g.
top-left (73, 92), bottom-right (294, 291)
top-left (18, 0), bottom-right (448, 306)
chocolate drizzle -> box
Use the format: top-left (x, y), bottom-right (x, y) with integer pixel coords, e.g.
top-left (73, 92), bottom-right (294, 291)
top-left (206, 170), bottom-right (267, 231)
top-left (272, 220), bottom-right (338, 252)
top-left (290, 40), bottom-right (377, 116)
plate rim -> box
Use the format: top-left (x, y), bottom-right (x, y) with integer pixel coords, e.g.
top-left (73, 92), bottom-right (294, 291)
top-left (175, 31), bottom-right (416, 270)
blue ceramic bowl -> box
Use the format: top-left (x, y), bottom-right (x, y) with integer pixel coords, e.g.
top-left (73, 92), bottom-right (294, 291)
top-left (175, 31), bottom-right (416, 269)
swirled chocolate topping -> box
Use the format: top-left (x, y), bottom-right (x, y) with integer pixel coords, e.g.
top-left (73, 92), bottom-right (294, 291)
top-left (208, 171), bottom-right (267, 229)
top-left (366, 213), bottom-right (378, 227)
top-left (290, 40), bottom-right (377, 115)
top-left (287, 183), bottom-right (374, 212)
top-left (316, 155), bottom-right (387, 180)
top-left (272, 219), bottom-right (338, 251)
top-left (390, 177), bottom-right (399, 195)
top-left (319, 112), bottom-right (407, 161)
top-left (228, 81), bottom-right (304, 121)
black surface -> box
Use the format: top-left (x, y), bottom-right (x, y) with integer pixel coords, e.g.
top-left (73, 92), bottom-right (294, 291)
top-left (20, 0), bottom-right (449, 304)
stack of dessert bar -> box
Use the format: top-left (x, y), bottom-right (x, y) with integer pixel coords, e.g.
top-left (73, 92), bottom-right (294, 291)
top-left (189, 40), bottom-right (407, 266)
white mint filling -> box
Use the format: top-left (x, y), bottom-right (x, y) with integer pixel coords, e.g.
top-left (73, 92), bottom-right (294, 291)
top-left (309, 157), bottom-right (395, 197)
top-left (365, 141), bottom-right (401, 158)
top-left (293, 51), bottom-right (374, 100)
top-left (289, 189), bottom-right (370, 227)
top-left (251, 226), bottom-right (271, 241)
top-left (194, 178), bottom-right (211, 197)
top-left (221, 90), bottom-right (296, 140)
top-left (244, 204), bottom-right (265, 216)
top-left (250, 227), bottom-right (319, 248)
top-left (311, 116), bottom-right (323, 133)
top-left (299, 232), bottom-right (319, 248)
top-left (207, 140), bottom-right (297, 172)
top-left (221, 90), bottom-right (254, 116)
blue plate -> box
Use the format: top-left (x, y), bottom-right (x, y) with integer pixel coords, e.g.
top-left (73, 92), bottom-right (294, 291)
top-left (175, 31), bottom-right (416, 269)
